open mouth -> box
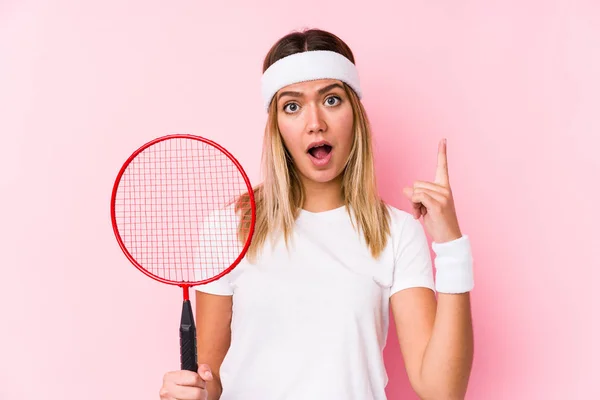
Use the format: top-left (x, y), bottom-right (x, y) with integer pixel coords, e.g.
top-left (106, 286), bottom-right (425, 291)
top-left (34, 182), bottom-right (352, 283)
top-left (307, 143), bottom-right (333, 160)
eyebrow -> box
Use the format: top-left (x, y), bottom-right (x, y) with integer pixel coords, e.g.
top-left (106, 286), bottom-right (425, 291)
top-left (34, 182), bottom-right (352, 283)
top-left (277, 83), bottom-right (344, 101)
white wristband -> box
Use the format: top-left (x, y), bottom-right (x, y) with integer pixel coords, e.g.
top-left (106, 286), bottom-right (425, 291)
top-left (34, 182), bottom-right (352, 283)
top-left (431, 235), bottom-right (474, 294)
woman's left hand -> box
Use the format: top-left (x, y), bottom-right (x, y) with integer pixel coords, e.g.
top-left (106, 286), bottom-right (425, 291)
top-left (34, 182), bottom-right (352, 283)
top-left (402, 138), bottom-right (463, 244)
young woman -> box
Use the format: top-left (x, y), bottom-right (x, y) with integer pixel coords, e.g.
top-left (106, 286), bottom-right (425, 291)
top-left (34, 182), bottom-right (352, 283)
top-left (159, 28), bottom-right (474, 400)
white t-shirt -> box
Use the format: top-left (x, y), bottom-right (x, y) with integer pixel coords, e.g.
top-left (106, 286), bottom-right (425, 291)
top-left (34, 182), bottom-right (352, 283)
top-left (194, 204), bottom-right (435, 400)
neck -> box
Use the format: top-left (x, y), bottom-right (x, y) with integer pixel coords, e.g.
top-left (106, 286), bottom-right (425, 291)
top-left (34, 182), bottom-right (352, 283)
top-left (300, 175), bottom-right (344, 213)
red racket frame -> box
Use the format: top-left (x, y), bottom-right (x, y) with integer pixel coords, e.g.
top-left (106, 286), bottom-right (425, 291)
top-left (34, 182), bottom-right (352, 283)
top-left (110, 134), bottom-right (256, 300)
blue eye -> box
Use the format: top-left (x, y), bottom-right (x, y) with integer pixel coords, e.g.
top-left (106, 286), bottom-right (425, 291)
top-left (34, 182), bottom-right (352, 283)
top-left (283, 103), bottom-right (300, 113)
top-left (325, 96), bottom-right (341, 106)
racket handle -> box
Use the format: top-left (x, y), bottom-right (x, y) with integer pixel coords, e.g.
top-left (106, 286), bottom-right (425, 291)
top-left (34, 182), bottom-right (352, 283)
top-left (179, 299), bottom-right (198, 372)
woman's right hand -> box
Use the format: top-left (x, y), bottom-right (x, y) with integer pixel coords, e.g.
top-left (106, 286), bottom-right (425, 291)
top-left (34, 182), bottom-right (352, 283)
top-left (159, 364), bottom-right (214, 400)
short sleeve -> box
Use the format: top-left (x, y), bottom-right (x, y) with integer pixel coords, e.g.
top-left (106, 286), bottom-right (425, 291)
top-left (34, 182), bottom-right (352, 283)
top-left (192, 206), bottom-right (237, 296)
top-left (390, 213), bottom-right (435, 296)
top-left (194, 274), bottom-right (233, 296)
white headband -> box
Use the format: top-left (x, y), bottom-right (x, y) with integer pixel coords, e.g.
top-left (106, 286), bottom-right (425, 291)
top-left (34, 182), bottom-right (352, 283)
top-left (260, 50), bottom-right (362, 112)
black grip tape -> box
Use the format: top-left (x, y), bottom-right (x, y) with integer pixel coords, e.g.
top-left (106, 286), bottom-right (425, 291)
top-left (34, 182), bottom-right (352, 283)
top-left (179, 299), bottom-right (198, 371)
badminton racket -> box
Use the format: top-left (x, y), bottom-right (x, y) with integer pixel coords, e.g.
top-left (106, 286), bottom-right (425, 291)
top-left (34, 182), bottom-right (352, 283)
top-left (110, 134), bottom-right (255, 371)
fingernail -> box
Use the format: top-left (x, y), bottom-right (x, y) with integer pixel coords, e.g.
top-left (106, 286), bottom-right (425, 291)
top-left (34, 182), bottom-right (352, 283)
top-left (206, 371), bottom-right (213, 379)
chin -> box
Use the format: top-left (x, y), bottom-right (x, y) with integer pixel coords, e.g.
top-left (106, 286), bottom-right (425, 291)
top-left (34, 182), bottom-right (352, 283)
top-left (304, 168), bottom-right (343, 185)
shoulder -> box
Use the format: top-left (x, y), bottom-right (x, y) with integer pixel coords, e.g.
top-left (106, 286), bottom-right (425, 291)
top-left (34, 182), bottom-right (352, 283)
top-left (382, 203), bottom-right (429, 255)
top-left (384, 203), bottom-right (411, 221)
top-left (384, 203), bottom-right (422, 236)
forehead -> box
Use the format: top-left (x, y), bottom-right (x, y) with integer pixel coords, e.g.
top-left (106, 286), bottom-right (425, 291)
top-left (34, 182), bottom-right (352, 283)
top-left (278, 78), bottom-right (343, 94)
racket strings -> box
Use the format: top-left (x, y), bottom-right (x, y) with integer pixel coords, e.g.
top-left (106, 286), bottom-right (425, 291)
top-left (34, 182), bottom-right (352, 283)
top-left (113, 138), bottom-right (251, 283)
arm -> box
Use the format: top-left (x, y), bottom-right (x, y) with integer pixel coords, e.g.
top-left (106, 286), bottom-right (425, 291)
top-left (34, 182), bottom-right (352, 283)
top-left (391, 288), bottom-right (474, 399)
top-left (396, 138), bottom-right (474, 398)
top-left (195, 291), bottom-right (233, 400)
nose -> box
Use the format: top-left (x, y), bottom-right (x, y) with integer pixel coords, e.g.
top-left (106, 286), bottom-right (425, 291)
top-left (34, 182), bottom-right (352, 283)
top-left (305, 103), bottom-right (327, 134)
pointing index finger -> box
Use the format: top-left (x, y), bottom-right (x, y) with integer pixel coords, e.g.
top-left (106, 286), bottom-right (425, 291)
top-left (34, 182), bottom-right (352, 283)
top-left (435, 138), bottom-right (449, 186)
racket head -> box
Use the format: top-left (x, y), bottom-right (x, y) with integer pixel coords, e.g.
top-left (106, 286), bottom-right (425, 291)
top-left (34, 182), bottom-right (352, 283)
top-left (110, 134), bottom-right (256, 287)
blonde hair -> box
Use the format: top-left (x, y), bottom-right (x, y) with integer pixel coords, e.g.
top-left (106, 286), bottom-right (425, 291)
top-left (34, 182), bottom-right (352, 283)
top-left (236, 81), bottom-right (391, 262)
top-left (235, 28), bottom-right (391, 262)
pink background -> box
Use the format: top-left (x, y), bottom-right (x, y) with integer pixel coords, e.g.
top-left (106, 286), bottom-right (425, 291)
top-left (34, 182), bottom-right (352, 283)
top-left (1, 1), bottom-right (598, 399)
